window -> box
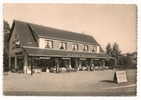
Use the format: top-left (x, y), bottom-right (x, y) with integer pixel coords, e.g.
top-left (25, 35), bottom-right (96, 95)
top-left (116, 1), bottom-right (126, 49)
top-left (45, 40), bottom-right (53, 48)
top-left (92, 46), bottom-right (97, 52)
top-left (13, 34), bottom-right (20, 48)
top-left (83, 45), bottom-right (89, 51)
top-left (59, 42), bottom-right (67, 50)
top-left (72, 44), bottom-right (79, 51)
top-left (15, 40), bottom-right (21, 48)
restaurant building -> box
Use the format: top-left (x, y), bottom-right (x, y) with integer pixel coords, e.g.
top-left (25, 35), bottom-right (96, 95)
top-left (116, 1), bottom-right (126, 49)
top-left (8, 20), bottom-right (115, 74)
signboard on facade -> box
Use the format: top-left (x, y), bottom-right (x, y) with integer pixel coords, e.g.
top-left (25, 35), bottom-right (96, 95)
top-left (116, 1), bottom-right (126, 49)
top-left (113, 71), bottom-right (128, 84)
top-left (62, 57), bottom-right (70, 60)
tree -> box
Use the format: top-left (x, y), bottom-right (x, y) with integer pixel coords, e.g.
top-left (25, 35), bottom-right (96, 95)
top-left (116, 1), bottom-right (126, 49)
top-left (4, 20), bottom-right (10, 34)
top-left (105, 42), bottom-right (121, 67)
top-left (111, 43), bottom-right (121, 57)
top-left (106, 43), bottom-right (112, 56)
top-left (3, 20), bottom-right (10, 72)
top-left (111, 42), bottom-right (121, 66)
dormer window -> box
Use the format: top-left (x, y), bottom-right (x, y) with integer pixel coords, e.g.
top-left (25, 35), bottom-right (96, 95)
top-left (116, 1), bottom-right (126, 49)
top-left (45, 40), bottom-right (53, 48)
top-left (92, 46), bottom-right (97, 52)
top-left (72, 44), bottom-right (79, 51)
top-left (59, 42), bottom-right (67, 50)
top-left (83, 45), bottom-right (89, 51)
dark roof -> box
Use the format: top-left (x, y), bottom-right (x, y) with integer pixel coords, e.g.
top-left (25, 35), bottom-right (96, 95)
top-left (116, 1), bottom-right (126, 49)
top-left (29, 23), bottom-right (98, 44)
top-left (9, 20), bottom-right (38, 47)
top-left (10, 20), bottom-right (98, 45)
top-left (23, 47), bottom-right (111, 58)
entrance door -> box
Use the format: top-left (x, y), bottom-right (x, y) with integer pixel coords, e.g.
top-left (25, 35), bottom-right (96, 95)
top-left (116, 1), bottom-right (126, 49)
top-left (17, 56), bottom-right (24, 72)
top-left (11, 57), bottom-right (15, 71)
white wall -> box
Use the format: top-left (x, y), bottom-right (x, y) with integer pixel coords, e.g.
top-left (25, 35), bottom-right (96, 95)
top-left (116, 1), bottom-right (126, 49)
top-left (38, 37), bottom-right (101, 53)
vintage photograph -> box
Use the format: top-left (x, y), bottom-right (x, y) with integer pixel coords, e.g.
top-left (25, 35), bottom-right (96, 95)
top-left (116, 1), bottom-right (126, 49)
top-left (3, 4), bottom-right (137, 96)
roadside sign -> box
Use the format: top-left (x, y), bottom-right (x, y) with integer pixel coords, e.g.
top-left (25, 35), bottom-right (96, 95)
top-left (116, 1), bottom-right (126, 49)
top-left (113, 71), bottom-right (128, 84)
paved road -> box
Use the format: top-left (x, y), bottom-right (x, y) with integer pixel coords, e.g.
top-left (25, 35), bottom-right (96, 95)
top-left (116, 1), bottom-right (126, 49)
top-left (3, 69), bottom-right (137, 96)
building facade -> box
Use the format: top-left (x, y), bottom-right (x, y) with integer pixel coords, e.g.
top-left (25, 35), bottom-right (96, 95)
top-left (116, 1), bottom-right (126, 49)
top-left (8, 20), bottom-right (115, 74)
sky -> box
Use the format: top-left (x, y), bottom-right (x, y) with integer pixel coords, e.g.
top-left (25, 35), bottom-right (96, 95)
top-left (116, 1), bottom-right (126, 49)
top-left (3, 4), bottom-right (137, 53)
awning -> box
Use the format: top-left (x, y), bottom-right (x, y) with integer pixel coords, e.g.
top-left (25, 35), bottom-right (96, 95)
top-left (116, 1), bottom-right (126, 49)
top-left (80, 58), bottom-right (87, 60)
top-left (39, 57), bottom-right (50, 60)
top-left (23, 47), bottom-right (113, 59)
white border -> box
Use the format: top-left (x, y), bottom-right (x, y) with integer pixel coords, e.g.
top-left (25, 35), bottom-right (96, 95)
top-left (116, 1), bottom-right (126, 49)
top-left (1, 0), bottom-right (138, 4)
top-left (0, 0), bottom-right (141, 100)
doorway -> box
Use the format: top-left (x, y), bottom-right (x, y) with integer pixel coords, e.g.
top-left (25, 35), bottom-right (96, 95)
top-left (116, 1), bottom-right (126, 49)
top-left (17, 56), bottom-right (24, 72)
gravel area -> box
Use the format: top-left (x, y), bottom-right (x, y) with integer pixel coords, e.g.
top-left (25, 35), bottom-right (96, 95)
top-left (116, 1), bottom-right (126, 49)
top-left (3, 69), bottom-right (137, 96)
